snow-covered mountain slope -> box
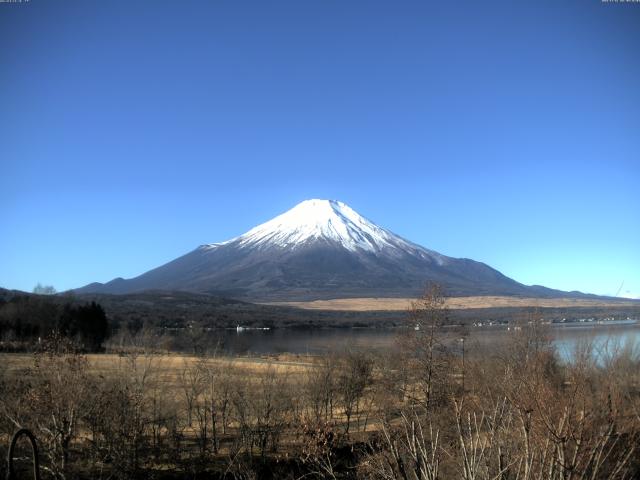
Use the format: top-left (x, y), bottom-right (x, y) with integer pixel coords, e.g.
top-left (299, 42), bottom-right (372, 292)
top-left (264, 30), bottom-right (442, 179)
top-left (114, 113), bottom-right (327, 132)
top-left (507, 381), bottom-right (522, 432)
top-left (75, 199), bottom-right (579, 301)
top-left (205, 199), bottom-right (443, 260)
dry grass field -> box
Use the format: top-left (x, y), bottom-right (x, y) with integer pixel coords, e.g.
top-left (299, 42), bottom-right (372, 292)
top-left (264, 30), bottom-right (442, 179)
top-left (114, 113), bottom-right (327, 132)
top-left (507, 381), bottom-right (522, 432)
top-left (1, 324), bottom-right (639, 480)
top-left (264, 295), bottom-right (639, 311)
top-left (1, 351), bottom-right (315, 384)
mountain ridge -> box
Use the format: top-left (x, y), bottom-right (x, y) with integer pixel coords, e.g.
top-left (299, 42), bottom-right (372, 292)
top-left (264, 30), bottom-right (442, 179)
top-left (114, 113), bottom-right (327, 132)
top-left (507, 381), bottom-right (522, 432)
top-left (75, 199), bottom-right (605, 301)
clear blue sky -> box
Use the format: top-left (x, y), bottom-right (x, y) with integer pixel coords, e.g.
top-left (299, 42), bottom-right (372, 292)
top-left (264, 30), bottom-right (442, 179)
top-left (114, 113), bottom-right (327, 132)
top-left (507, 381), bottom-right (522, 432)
top-left (1, 0), bottom-right (639, 298)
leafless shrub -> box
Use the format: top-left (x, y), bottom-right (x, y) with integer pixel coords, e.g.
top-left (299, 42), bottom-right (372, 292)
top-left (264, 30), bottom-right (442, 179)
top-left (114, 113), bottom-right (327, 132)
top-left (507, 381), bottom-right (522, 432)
top-left (232, 366), bottom-right (293, 458)
top-left (300, 421), bottom-right (342, 480)
top-left (360, 407), bottom-right (441, 480)
top-left (82, 352), bottom-right (161, 478)
top-left (4, 335), bottom-right (91, 479)
top-left (305, 354), bottom-right (339, 424)
top-left (336, 350), bottom-right (374, 434)
top-left (190, 355), bottom-right (235, 455)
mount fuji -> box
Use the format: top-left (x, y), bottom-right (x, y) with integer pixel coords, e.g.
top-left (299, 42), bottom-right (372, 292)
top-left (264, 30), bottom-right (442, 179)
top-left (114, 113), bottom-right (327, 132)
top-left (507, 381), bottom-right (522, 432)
top-left (77, 199), bottom-right (574, 300)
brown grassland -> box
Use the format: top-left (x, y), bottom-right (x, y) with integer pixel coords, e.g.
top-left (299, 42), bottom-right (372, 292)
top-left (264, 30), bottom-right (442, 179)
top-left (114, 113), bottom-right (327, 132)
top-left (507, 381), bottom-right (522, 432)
top-left (265, 296), bottom-right (639, 311)
top-left (1, 288), bottom-right (639, 479)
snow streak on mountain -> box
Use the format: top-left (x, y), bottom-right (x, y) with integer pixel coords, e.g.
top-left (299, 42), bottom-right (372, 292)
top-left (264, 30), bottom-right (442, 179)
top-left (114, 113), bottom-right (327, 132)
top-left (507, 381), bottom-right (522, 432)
top-left (77, 199), bottom-right (572, 300)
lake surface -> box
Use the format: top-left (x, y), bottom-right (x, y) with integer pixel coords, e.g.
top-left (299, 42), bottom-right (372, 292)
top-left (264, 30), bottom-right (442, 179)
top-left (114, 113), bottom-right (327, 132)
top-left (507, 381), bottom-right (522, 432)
top-left (215, 320), bottom-right (640, 361)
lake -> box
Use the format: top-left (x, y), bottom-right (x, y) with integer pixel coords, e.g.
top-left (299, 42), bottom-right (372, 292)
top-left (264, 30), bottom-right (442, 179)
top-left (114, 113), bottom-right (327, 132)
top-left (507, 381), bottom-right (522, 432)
top-left (213, 320), bottom-right (640, 361)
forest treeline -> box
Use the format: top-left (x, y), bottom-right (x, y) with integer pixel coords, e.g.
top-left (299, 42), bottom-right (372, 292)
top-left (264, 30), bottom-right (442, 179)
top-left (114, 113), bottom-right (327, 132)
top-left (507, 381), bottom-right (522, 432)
top-left (2, 288), bottom-right (639, 345)
top-left (0, 286), bottom-right (639, 479)
top-left (0, 294), bottom-right (108, 351)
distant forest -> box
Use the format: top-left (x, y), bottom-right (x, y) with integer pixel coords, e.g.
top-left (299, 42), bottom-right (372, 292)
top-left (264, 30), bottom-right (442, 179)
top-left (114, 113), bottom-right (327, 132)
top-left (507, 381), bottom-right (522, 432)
top-left (1, 288), bottom-right (639, 352)
top-left (0, 294), bottom-right (108, 351)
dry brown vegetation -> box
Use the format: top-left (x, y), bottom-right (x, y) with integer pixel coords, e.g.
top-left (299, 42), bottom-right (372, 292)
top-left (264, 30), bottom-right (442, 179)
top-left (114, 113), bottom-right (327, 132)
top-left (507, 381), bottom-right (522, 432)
top-left (265, 296), bottom-right (639, 311)
top-left (1, 287), bottom-right (639, 479)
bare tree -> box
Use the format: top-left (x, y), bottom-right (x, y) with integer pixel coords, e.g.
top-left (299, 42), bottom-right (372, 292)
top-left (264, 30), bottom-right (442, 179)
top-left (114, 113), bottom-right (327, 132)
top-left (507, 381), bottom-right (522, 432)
top-left (361, 407), bottom-right (441, 480)
top-left (179, 359), bottom-right (202, 428)
top-left (33, 283), bottom-right (57, 295)
top-left (337, 350), bottom-right (373, 434)
top-left (305, 353), bottom-right (338, 424)
top-left (12, 335), bottom-right (90, 479)
top-left (232, 366), bottom-right (292, 458)
top-left (400, 283), bottom-right (451, 409)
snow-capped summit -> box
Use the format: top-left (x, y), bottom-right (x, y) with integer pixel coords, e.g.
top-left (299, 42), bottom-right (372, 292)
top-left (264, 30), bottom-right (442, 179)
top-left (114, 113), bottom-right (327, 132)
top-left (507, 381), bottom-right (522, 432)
top-left (237, 199), bottom-right (385, 251)
top-left (206, 199), bottom-right (438, 258)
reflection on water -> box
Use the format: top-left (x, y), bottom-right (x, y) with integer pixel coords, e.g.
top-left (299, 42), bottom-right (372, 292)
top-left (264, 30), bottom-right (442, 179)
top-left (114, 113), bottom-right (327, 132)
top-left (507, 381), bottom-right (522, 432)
top-left (553, 324), bottom-right (640, 363)
top-left (218, 328), bottom-right (396, 355)
top-left (213, 321), bottom-right (640, 360)
top-left (463, 322), bottom-right (640, 363)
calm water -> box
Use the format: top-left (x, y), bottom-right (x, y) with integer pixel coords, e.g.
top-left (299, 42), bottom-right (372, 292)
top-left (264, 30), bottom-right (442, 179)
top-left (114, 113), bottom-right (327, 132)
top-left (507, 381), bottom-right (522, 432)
top-left (215, 321), bottom-right (640, 361)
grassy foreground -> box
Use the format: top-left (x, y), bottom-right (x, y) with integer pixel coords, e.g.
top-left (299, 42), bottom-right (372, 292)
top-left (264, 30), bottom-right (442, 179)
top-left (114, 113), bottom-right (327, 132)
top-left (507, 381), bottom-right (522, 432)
top-left (1, 309), bottom-right (639, 479)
